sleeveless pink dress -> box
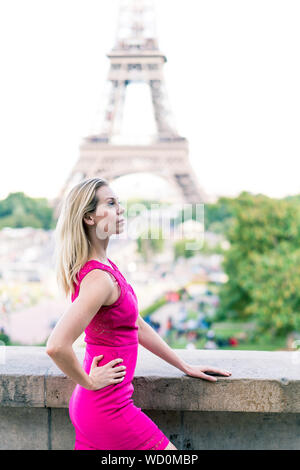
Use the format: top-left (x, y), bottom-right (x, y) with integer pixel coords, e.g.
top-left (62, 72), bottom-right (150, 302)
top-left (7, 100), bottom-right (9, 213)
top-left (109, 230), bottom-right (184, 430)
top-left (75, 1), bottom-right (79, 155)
top-left (68, 258), bottom-right (170, 450)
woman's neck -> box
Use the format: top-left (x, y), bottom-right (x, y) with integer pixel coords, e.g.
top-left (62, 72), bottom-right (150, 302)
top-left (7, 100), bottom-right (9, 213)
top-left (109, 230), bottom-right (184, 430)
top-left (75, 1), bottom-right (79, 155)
top-left (88, 255), bottom-right (109, 263)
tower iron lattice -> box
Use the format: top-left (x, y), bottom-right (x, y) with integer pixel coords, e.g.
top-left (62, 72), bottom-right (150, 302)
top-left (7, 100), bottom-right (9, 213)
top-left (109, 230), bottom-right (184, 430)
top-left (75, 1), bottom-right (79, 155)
top-left (54, 0), bottom-right (207, 217)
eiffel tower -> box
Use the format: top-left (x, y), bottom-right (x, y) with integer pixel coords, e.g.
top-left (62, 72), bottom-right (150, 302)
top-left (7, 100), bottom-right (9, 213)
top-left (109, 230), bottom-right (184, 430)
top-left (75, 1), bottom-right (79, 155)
top-left (54, 0), bottom-right (208, 216)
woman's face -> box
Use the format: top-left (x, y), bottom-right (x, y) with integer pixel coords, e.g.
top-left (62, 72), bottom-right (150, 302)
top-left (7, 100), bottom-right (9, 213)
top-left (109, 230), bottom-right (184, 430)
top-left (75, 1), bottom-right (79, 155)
top-left (93, 185), bottom-right (125, 239)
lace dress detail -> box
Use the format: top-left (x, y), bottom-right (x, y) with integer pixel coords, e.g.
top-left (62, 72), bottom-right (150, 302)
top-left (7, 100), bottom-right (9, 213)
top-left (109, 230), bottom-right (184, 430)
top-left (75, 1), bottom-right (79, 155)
top-left (144, 433), bottom-right (168, 450)
top-left (86, 319), bottom-right (114, 337)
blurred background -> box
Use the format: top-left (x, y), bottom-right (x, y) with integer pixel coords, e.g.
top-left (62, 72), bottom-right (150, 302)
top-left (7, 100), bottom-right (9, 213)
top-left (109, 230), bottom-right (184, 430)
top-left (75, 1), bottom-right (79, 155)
top-left (0, 0), bottom-right (300, 352)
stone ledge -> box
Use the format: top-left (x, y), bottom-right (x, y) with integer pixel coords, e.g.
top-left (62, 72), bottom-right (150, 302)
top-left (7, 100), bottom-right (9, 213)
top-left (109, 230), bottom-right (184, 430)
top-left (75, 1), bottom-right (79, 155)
top-left (0, 346), bottom-right (299, 413)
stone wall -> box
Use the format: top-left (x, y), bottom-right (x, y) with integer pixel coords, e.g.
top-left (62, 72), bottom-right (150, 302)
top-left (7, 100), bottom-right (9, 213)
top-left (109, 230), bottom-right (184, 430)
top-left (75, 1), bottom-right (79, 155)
top-left (0, 346), bottom-right (299, 450)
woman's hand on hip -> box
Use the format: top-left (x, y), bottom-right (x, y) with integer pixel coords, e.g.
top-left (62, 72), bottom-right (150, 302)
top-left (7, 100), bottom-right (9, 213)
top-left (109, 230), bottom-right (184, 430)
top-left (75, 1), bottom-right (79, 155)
top-left (88, 355), bottom-right (127, 390)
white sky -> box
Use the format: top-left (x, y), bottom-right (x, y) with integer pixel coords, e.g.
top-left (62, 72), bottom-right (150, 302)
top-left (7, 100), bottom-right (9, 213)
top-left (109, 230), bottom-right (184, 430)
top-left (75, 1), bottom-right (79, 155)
top-left (0, 0), bottom-right (299, 202)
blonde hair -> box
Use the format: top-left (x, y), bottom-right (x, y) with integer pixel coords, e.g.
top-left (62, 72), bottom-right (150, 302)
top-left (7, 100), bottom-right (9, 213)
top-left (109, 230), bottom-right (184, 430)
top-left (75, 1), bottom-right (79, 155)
top-left (53, 177), bottom-right (109, 298)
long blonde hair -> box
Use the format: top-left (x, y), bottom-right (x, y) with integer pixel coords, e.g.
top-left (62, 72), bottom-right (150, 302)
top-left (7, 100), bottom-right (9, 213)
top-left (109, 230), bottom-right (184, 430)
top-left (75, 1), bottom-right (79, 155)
top-left (53, 177), bottom-right (109, 298)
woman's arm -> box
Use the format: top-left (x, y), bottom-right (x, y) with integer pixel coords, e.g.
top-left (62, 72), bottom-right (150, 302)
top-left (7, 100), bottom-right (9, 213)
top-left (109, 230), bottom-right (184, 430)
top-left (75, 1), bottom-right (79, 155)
top-left (46, 270), bottom-right (114, 390)
top-left (137, 316), bottom-right (232, 382)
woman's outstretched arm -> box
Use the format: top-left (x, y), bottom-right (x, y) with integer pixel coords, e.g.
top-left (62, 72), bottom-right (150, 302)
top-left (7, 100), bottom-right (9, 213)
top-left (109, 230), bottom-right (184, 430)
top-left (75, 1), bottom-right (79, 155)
top-left (137, 316), bottom-right (231, 382)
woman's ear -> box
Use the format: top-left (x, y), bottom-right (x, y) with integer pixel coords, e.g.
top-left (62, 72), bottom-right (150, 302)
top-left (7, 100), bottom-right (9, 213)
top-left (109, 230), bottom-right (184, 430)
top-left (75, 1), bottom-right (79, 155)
top-left (83, 214), bottom-right (95, 226)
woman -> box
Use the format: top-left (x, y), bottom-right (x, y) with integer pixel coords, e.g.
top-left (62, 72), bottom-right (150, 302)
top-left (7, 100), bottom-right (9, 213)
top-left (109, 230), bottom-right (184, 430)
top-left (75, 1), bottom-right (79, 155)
top-left (46, 177), bottom-right (231, 450)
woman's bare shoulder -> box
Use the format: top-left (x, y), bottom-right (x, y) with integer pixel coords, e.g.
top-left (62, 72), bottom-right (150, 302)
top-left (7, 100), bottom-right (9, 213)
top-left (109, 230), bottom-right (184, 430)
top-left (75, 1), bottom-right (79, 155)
top-left (79, 268), bottom-right (114, 299)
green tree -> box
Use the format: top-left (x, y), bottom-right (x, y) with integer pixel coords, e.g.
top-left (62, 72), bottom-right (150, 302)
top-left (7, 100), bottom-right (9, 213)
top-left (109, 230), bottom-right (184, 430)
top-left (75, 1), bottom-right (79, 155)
top-left (241, 241), bottom-right (300, 336)
top-left (216, 192), bottom-right (300, 336)
top-left (125, 198), bottom-right (171, 217)
top-left (173, 196), bottom-right (235, 235)
top-left (0, 192), bottom-right (54, 230)
top-left (204, 197), bottom-right (235, 235)
top-left (173, 239), bottom-right (197, 260)
top-left (137, 227), bottom-right (164, 262)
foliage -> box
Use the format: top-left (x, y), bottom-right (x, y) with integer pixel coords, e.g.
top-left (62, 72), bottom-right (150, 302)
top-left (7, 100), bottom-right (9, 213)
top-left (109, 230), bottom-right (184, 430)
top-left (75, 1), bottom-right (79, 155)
top-left (140, 296), bottom-right (167, 317)
top-left (200, 240), bottom-right (226, 255)
top-left (173, 196), bottom-right (235, 235)
top-left (136, 227), bottom-right (164, 262)
top-left (173, 239), bottom-right (198, 260)
top-left (203, 197), bottom-right (236, 235)
top-left (125, 198), bottom-right (170, 218)
top-left (216, 191), bottom-right (300, 336)
top-left (0, 331), bottom-right (11, 345)
top-left (0, 192), bottom-right (54, 230)
top-left (241, 242), bottom-right (300, 336)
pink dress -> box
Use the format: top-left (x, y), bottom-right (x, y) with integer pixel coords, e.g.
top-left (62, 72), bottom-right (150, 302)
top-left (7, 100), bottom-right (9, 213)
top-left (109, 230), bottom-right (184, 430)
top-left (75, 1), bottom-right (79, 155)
top-left (68, 258), bottom-right (170, 450)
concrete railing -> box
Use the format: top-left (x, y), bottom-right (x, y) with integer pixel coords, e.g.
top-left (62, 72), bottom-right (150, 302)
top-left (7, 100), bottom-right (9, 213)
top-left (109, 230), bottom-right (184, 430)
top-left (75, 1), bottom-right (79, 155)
top-left (0, 346), bottom-right (299, 450)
